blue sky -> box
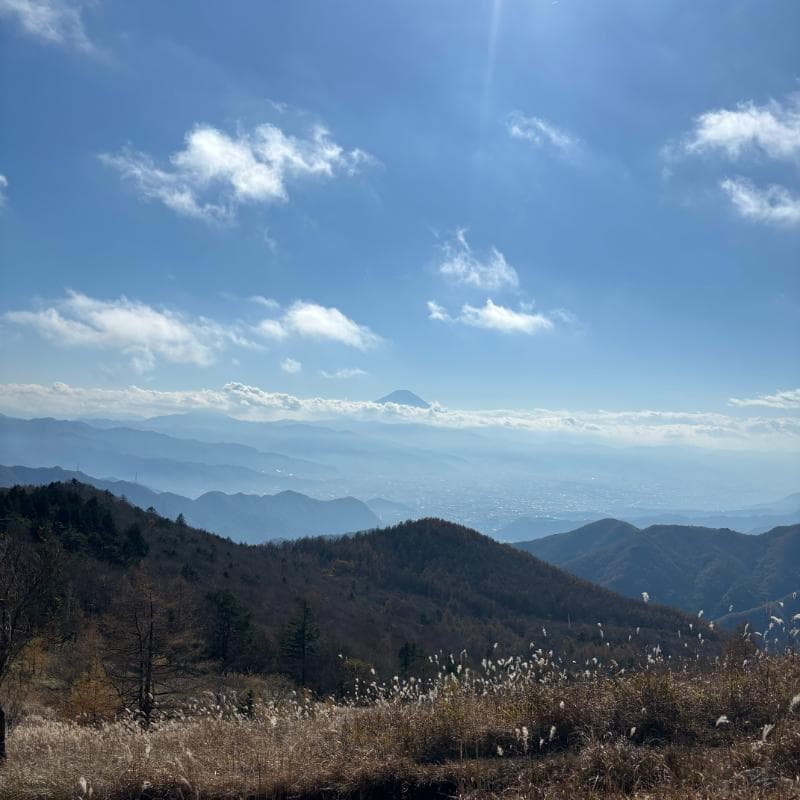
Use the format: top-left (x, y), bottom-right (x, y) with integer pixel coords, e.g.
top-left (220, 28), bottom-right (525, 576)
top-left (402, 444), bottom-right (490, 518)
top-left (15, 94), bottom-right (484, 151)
top-left (0, 0), bottom-right (798, 449)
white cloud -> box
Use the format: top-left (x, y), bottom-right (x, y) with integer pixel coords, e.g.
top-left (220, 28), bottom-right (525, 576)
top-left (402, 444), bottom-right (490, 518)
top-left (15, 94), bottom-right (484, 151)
top-left (321, 367), bottom-right (367, 379)
top-left (280, 357), bottom-right (302, 374)
top-left (255, 318), bottom-right (289, 340)
top-left (280, 301), bottom-right (381, 350)
top-left (429, 298), bottom-right (553, 335)
top-left (0, 173), bottom-right (7, 207)
top-left (673, 96), bottom-right (800, 227)
top-left (720, 178), bottom-right (800, 226)
top-left (507, 111), bottom-right (581, 158)
top-left (426, 300), bottom-right (451, 322)
top-left (100, 122), bottom-right (373, 223)
top-left (6, 292), bottom-right (380, 366)
top-left (0, 0), bottom-right (93, 52)
top-left (729, 388), bottom-right (800, 410)
top-left (460, 300), bottom-right (553, 334)
top-left (437, 230), bottom-right (519, 290)
top-left (4, 291), bottom-right (256, 372)
top-left (1, 380), bottom-right (798, 451)
top-left (684, 98), bottom-right (800, 162)
top-left (253, 301), bottom-right (381, 350)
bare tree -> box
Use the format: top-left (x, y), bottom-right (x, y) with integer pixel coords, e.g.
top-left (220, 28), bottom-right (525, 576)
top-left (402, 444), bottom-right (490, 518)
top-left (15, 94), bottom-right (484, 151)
top-left (101, 570), bottom-right (204, 726)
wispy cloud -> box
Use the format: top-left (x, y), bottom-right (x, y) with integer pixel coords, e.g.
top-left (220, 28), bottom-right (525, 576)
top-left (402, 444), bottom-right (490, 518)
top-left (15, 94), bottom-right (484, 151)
top-left (1, 380), bottom-right (797, 451)
top-left (4, 291), bottom-right (257, 372)
top-left (100, 122), bottom-right (374, 223)
top-left (280, 357), bottom-right (302, 374)
top-left (0, 173), bottom-right (7, 207)
top-left (506, 111), bottom-right (581, 159)
top-left (248, 295), bottom-right (281, 310)
top-left (674, 95), bottom-right (800, 227)
top-left (684, 98), bottom-right (800, 162)
top-left (720, 178), bottom-right (800, 226)
top-left (428, 298), bottom-right (553, 334)
top-left (460, 299), bottom-right (553, 334)
top-left (729, 388), bottom-right (800, 410)
top-left (437, 230), bottom-right (518, 290)
top-left (0, 0), bottom-right (94, 52)
top-left (321, 367), bottom-right (367, 379)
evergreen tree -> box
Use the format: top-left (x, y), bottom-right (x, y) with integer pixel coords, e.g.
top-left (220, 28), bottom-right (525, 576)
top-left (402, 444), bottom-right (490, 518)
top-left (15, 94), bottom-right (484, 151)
top-left (207, 590), bottom-right (257, 671)
top-left (398, 641), bottom-right (422, 678)
top-left (280, 599), bottom-right (319, 687)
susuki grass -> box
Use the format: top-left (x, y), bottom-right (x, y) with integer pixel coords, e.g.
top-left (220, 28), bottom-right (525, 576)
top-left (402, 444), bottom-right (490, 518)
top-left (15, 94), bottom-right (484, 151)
top-left (1, 645), bottom-right (799, 799)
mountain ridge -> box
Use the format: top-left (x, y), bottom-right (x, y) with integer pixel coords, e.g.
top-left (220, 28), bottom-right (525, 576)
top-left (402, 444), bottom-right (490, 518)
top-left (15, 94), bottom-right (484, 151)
top-left (0, 465), bottom-right (379, 542)
top-left (515, 518), bottom-right (800, 621)
top-left (0, 413), bottom-right (332, 497)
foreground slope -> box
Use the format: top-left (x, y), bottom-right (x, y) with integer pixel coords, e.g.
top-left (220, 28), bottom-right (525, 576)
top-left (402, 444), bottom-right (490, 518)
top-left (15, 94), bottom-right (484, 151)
top-left (517, 518), bottom-right (800, 619)
top-left (1, 482), bottom-right (711, 690)
top-left (5, 654), bottom-right (799, 800)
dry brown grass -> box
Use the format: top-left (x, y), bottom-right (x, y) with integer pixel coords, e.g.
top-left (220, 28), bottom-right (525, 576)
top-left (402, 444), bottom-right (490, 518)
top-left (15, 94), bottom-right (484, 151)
top-left (1, 652), bottom-right (799, 799)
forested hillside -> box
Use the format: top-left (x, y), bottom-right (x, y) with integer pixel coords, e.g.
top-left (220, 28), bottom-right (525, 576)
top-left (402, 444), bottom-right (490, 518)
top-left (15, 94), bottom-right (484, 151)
top-left (1, 482), bottom-right (713, 700)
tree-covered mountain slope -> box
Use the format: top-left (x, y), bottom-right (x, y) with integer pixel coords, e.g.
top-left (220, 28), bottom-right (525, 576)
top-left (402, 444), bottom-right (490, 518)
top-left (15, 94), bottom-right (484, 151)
top-left (0, 482), bottom-right (715, 693)
top-left (516, 519), bottom-right (800, 620)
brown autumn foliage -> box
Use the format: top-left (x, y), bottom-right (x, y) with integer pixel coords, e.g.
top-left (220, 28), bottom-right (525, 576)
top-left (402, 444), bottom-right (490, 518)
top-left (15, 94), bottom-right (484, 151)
top-left (1, 482), bottom-right (797, 798)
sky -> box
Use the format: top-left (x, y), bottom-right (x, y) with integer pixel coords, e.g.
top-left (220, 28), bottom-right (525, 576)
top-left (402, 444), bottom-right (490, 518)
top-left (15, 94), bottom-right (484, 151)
top-left (0, 0), bottom-right (799, 451)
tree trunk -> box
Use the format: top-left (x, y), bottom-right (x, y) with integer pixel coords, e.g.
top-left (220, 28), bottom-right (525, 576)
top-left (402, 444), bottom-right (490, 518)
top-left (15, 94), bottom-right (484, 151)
top-left (0, 703), bottom-right (6, 762)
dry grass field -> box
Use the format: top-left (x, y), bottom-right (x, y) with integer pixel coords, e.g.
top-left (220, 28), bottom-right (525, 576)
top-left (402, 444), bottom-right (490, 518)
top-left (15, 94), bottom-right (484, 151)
top-left (2, 649), bottom-right (798, 799)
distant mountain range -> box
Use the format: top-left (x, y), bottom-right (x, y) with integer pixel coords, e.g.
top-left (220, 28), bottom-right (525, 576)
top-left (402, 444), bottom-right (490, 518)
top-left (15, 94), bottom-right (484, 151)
top-left (121, 411), bottom-right (467, 495)
top-left (4, 410), bottom-right (796, 538)
top-left (0, 465), bottom-right (379, 543)
top-left (515, 518), bottom-right (800, 622)
top-left (0, 413), bottom-right (331, 497)
top-left (497, 493), bottom-right (800, 541)
top-left (0, 481), bottom-right (713, 690)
